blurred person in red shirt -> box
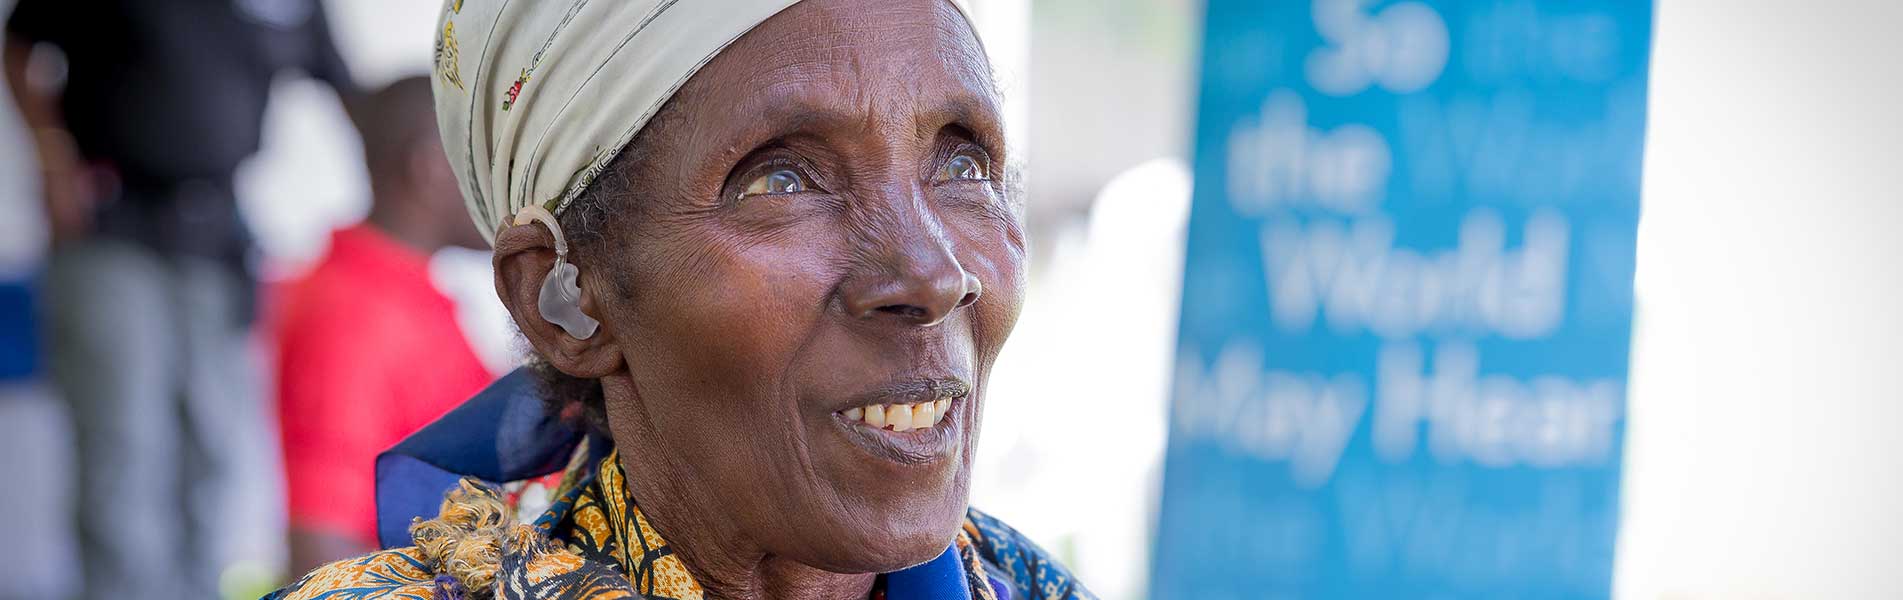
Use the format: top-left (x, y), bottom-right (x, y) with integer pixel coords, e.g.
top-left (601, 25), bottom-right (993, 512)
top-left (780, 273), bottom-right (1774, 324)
top-left (274, 76), bottom-right (494, 573)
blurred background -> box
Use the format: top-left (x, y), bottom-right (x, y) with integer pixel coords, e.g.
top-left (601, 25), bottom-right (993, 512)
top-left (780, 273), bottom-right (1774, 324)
top-left (0, 0), bottom-right (1898, 599)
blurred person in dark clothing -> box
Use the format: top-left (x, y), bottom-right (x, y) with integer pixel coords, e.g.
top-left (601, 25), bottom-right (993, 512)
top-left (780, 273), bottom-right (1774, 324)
top-left (2, 0), bottom-right (356, 597)
top-left (0, 1), bottom-right (80, 597)
top-left (273, 76), bottom-right (494, 575)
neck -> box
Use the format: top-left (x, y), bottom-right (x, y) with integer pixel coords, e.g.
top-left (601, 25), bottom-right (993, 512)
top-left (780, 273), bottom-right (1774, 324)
top-left (601, 375), bottom-right (877, 600)
top-left (365, 190), bottom-right (443, 255)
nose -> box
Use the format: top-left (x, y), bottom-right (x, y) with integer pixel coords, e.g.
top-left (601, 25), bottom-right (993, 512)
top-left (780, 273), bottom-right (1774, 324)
top-left (841, 226), bottom-right (982, 327)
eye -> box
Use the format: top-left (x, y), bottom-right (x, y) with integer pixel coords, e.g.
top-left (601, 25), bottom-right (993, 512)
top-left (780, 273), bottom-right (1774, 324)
top-left (939, 149), bottom-right (989, 182)
top-left (738, 168), bottom-right (807, 200)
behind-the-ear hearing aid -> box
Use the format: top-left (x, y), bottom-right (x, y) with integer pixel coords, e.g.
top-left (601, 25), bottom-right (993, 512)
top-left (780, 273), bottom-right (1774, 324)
top-left (513, 206), bottom-right (601, 340)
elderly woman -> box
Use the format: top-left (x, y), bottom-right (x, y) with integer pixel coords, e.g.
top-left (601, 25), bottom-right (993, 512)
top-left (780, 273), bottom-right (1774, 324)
top-left (269, 0), bottom-right (1089, 599)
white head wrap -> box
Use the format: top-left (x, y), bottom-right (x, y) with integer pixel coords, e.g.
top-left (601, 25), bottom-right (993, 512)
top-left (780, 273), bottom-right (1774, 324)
top-left (431, 0), bottom-right (807, 244)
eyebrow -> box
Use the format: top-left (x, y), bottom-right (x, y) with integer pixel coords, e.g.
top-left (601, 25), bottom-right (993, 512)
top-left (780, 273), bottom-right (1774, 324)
top-left (913, 92), bottom-right (1006, 151)
top-left (715, 85), bottom-right (1006, 159)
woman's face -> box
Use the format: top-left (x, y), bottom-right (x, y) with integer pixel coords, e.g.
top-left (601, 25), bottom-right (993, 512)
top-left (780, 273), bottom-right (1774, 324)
top-left (585, 0), bottom-right (1023, 573)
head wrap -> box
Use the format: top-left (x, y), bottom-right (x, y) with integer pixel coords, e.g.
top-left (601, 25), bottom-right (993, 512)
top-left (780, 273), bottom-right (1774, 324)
top-left (431, 0), bottom-right (804, 244)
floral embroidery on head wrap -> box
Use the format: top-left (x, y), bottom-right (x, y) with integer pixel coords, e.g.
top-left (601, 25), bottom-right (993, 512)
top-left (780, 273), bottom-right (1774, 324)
top-left (430, 0), bottom-right (821, 242)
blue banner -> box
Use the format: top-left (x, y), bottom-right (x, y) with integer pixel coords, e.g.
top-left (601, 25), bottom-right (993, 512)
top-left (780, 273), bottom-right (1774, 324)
top-left (1152, 1), bottom-right (1651, 598)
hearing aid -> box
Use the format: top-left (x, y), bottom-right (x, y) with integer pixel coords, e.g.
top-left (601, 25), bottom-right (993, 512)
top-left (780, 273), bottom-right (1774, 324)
top-left (513, 205), bottom-right (601, 340)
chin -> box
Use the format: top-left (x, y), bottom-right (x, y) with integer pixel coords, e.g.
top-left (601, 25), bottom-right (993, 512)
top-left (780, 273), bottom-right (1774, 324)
top-left (797, 493), bottom-right (972, 574)
top-left (821, 529), bottom-right (960, 574)
top-left (789, 398), bottom-right (979, 573)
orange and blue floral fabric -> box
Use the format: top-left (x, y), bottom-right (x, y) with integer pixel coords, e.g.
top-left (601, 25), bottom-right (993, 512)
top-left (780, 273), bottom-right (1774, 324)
top-left (265, 447), bottom-right (1093, 600)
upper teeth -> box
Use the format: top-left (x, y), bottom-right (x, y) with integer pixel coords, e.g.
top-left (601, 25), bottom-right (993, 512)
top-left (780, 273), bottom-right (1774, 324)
top-left (844, 398), bottom-right (951, 432)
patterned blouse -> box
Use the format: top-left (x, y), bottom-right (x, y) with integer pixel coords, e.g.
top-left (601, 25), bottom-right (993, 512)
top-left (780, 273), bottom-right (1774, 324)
top-left (266, 448), bottom-right (1093, 600)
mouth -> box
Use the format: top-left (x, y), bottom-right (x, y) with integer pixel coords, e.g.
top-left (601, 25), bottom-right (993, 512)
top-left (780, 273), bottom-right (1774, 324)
top-left (831, 377), bottom-right (971, 465)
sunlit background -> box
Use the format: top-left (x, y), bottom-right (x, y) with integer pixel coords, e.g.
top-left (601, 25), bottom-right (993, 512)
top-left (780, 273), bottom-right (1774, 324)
top-left (1, 1), bottom-right (1899, 598)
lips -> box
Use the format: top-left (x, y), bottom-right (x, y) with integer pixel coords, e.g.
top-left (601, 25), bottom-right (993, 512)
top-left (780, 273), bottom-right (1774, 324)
top-left (830, 376), bottom-right (970, 465)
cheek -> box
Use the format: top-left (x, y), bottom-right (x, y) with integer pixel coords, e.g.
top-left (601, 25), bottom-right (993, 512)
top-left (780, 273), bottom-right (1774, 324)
top-left (986, 251), bottom-right (1027, 334)
top-left (620, 231), bottom-right (839, 411)
top-left (611, 229), bottom-right (847, 523)
top-left (959, 228), bottom-right (1028, 362)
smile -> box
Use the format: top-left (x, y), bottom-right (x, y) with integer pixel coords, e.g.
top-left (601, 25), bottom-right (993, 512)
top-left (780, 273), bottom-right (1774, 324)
top-left (829, 377), bottom-right (971, 465)
top-left (841, 398), bottom-right (952, 432)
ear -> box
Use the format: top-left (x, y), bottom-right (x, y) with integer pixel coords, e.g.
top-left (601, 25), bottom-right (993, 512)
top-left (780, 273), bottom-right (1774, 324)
top-left (493, 221), bottom-right (623, 378)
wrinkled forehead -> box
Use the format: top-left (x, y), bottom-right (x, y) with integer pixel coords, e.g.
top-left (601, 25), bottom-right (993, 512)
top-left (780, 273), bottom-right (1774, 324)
top-left (669, 0), bottom-right (1002, 146)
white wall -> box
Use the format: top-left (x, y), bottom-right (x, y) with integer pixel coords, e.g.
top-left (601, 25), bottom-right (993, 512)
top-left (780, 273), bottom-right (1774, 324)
top-left (1614, 2), bottom-right (1903, 599)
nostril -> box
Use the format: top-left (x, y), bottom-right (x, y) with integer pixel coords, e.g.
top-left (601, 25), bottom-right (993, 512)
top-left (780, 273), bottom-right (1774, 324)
top-left (877, 304), bottom-right (929, 321)
top-left (845, 260), bottom-right (979, 325)
top-left (955, 273), bottom-right (981, 308)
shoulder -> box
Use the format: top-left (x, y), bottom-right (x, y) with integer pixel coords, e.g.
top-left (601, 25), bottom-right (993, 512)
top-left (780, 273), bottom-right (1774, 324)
top-left (274, 271), bottom-right (394, 348)
top-left (267, 545), bottom-right (639, 600)
top-left (962, 508), bottom-right (1097, 600)
top-left (265, 547), bottom-right (437, 600)
top-left (266, 479), bottom-right (639, 600)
